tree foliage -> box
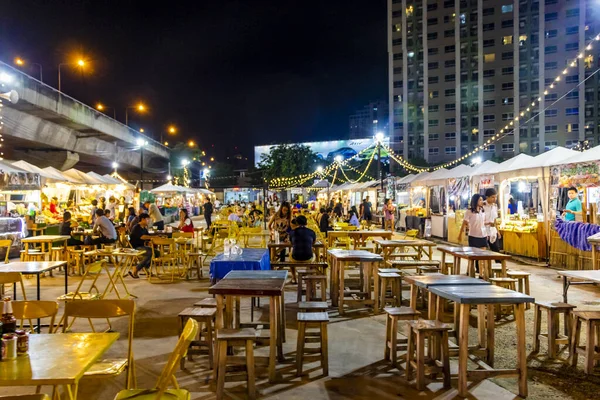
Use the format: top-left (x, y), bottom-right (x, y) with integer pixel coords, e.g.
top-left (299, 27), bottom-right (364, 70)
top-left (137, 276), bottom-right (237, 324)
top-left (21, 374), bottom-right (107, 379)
top-left (208, 162), bottom-right (237, 186)
top-left (258, 144), bottom-right (320, 183)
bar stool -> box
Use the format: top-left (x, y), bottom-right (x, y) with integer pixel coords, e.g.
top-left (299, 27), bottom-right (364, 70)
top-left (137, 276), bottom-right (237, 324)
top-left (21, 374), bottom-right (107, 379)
top-left (296, 312), bottom-right (329, 376)
top-left (50, 246), bottom-right (64, 261)
top-left (378, 268), bottom-right (401, 274)
top-left (304, 275), bottom-right (327, 302)
top-left (384, 307), bottom-right (420, 367)
top-left (193, 297), bottom-right (217, 308)
top-left (506, 271), bottom-right (531, 309)
top-left (533, 301), bottom-right (576, 359)
top-left (569, 311), bottom-right (600, 373)
top-left (67, 248), bottom-right (85, 275)
top-left (491, 265), bottom-right (505, 278)
top-left (378, 272), bottom-right (402, 310)
top-left (178, 307), bottom-right (216, 369)
top-left (416, 265), bottom-right (440, 275)
top-left (298, 301), bottom-right (328, 312)
top-left (186, 251), bottom-right (203, 279)
top-left (489, 277), bottom-right (518, 317)
top-left (297, 269), bottom-right (316, 302)
top-left (215, 328), bottom-right (256, 399)
top-left (406, 319), bottom-right (452, 390)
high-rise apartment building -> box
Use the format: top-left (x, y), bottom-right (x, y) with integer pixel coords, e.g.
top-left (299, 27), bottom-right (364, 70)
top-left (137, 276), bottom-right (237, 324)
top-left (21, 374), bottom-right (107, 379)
top-left (349, 100), bottom-right (389, 139)
top-left (388, 0), bottom-right (599, 163)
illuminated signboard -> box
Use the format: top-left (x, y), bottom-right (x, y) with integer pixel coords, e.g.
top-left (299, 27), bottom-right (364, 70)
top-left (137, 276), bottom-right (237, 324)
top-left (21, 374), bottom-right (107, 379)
top-left (254, 137), bottom-right (389, 167)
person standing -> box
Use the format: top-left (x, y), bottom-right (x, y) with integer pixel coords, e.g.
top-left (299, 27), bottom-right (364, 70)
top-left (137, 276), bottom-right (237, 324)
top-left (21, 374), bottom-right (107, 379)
top-left (127, 213), bottom-right (154, 279)
top-left (268, 202), bottom-right (291, 261)
top-left (563, 186), bottom-right (582, 221)
top-left (458, 194), bottom-right (487, 274)
top-left (90, 199), bottom-right (99, 224)
top-left (144, 200), bottom-right (164, 231)
top-left (383, 198), bottom-right (395, 232)
top-left (107, 197), bottom-right (117, 221)
top-left (203, 198), bottom-right (214, 229)
top-left (483, 188), bottom-right (501, 253)
top-left (361, 196), bottom-right (373, 222)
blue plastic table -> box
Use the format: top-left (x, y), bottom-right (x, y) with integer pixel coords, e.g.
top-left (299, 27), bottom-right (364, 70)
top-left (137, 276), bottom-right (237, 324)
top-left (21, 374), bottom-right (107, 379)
top-left (209, 248), bottom-right (271, 283)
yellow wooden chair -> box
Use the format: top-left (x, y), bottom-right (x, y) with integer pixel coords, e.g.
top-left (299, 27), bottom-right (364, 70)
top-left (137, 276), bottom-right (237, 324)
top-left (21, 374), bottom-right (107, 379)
top-left (57, 260), bottom-right (106, 301)
top-left (149, 238), bottom-right (182, 283)
top-left (0, 239), bottom-right (12, 263)
top-left (0, 395), bottom-right (50, 400)
top-left (63, 299), bottom-right (137, 389)
top-left (113, 318), bottom-right (199, 400)
top-left (12, 300), bottom-right (58, 334)
top-left (0, 271), bottom-right (27, 300)
top-left (239, 226), bottom-right (263, 247)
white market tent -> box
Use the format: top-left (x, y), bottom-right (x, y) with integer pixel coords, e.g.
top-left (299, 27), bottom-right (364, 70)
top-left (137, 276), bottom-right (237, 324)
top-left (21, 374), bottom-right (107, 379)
top-left (10, 161), bottom-right (57, 180)
top-left (0, 160), bottom-right (29, 174)
top-left (551, 144), bottom-right (600, 166)
top-left (470, 160), bottom-right (498, 176)
top-left (150, 183), bottom-right (194, 194)
top-left (62, 169), bottom-right (106, 185)
top-left (397, 174), bottom-right (415, 184)
top-left (416, 168), bottom-right (447, 186)
top-left (197, 188), bottom-right (215, 195)
top-left (405, 171), bottom-right (431, 185)
top-left (492, 153), bottom-right (535, 174)
top-left (42, 167), bottom-right (80, 183)
top-left (516, 147), bottom-right (578, 171)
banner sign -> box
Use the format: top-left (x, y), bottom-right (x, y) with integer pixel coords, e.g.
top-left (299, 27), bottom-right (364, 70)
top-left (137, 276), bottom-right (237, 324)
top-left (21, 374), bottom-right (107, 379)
top-left (558, 162), bottom-right (600, 188)
top-left (0, 172), bottom-right (41, 191)
top-left (479, 175), bottom-right (494, 189)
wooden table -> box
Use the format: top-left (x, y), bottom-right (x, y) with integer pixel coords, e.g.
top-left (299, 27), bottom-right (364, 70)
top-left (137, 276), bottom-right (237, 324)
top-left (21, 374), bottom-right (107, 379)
top-left (327, 230), bottom-right (393, 249)
top-left (22, 235), bottom-right (71, 261)
top-left (239, 229), bottom-right (271, 247)
top-left (403, 274), bottom-right (490, 319)
top-left (0, 332), bottom-right (119, 399)
top-left (587, 233), bottom-right (600, 270)
top-left (327, 249), bottom-right (383, 314)
top-left (209, 270), bottom-right (287, 382)
top-left (437, 245), bottom-right (511, 279)
top-left (429, 284), bottom-right (534, 398)
top-left (373, 239), bottom-right (437, 261)
top-left (557, 270), bottom-right (600, 303)
top-left (268, 241), bottom-right (326, 262)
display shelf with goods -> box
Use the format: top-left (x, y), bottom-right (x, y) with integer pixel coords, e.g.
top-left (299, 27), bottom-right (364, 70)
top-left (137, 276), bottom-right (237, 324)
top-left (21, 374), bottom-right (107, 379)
top-left (0, 217), bottom-right (27, 259)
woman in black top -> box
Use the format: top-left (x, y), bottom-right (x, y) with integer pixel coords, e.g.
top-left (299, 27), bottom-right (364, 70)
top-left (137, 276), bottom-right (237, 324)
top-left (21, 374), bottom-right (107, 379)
top-left (319, 208), bottom-right (332, 234)
top-left (60, 211), bottom-right (84, 246)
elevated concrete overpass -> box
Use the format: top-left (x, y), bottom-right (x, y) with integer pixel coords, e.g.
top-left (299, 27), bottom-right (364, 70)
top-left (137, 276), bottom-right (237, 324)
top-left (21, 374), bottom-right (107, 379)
top-left (0, 61), bottom-right (169, 173)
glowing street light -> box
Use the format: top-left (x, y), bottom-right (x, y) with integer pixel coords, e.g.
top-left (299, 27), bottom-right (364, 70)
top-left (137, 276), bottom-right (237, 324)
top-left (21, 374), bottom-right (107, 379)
top-left (164, 141), bottom-right (169, 146)
top-left (14, 57), bottom-right (43, 82)
top-left (334, 155), bottom-right (343, 163)
top-left (96, 103), bottom-right (116, 119)
top-left (125, 103), bottom-right (146, 126)
top-left (181, 159), bottom-right (190, 167)
top-left (168, 126), bottom-right (176, 134)
top-left (58, 58), bottom-right (86, 92)
top-left (316, 166), bottom-right (324, 173)
top-left (210, 157), bottom-right (214, 161)
top-left (111, 161), bottom-right (119, 172)
top-left (188, 140), bottom-right (196, 148)
top-left (471, 156), bottom-right (482, 165)
top-left (375, 131), bottom-right (385, 142)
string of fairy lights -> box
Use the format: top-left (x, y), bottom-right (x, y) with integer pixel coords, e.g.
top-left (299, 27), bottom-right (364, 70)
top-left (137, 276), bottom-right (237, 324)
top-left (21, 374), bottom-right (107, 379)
top-left (433, 32), bottom-right (600, 170)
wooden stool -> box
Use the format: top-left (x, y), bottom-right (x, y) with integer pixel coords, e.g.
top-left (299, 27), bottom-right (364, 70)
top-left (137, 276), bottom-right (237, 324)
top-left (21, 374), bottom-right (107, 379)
top-left (215, 328), bottom-right (256, 400)
top-left (441, 261), bottom-right (454, 275)
top-left (569, 311), bottom-right (600, 373)
top-left (378, 268), bottom-right (401, 274)
top-left (304, 275), bottom-right (327, 302)
top-left (194, 297), bottom-right (217, 308)
top-left (186, 251), bottom-right (203, 279)
top-left (507, 271), bottom-right (531, 309)
top-left (67, 248), bottom-right (85, 275)
top-left (384, 307), bottom-right (420, 366)
top-left (298, 301), bottom-right (328, 312)
top-left (297, 312), bottom-right (329, 376)
top-left (416, 265), bottom-right (440, 275)
top-left (20, 250), bottom-right (46, 262)
top-left (491, 265), bottom-right (505, 278)
top-left (387, 260), bottom-right (440, 274)
top-left (378, 272), bottom-right (402, 310)
top-left (489, 277), bottom-right (518, 317)
top-left (297, 269), bottom-right (316, 302)
top-left (178, 307), bottom-right (216, 370)
top-left (50, 246), bottom-right (64, 261)
top-left (533, 301), bottom-right (576, 359)
top-left (406, 319), bottom-right (452, 391)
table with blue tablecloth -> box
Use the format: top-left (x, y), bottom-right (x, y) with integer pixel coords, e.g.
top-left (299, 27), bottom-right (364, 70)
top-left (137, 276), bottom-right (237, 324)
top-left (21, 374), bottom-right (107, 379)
top-left (209, 248), bottom-right (271, 283)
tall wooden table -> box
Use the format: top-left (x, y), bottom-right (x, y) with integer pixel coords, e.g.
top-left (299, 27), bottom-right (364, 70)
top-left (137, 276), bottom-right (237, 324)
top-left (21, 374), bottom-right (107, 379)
top-left (557, 270), bottom-right (600, 303)
top-left (373, 239), bottom-right (437, 261)
top-left (22, 235), bottom-right (70, 261)
top-left (239, 229), bottom-right (271, 247)
top-left (209, 270), bottom-right (287, 382)
top-left (429, 285), bottom-right (534, 398)
top-left (268, 241), bottom-right (326, 261)
top-left (0, 332), bottom-right (119, 400)
top-left (327, 249), bottom-right (383, 314)
top-left (327, 230), bottom-right (393, 249)
top-left (437, 245), bottom-right (511, 279)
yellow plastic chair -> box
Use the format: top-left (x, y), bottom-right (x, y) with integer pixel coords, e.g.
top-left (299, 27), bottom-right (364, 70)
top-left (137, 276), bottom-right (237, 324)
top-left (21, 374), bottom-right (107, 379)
top-left (0, 239), bottom-right (12, 263)
top-left (12, 300), bottom-right (58, 334)
top-left (63, 299), bottom-right (137, 389)
top-left (0, 395), bottom-right (50, 400)
top-left (113, 318), bottom-right (199, 400)
top-left (150, 238), bottom-right (181, 282)
top-left (57, 260), bottom-right (106, 301)
top-left (0, 272), bottom-right (27, 300)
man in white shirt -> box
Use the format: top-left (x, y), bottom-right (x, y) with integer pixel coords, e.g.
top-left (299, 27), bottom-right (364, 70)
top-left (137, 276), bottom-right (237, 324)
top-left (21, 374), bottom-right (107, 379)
top-left (144, 200), bottom-right (164, 231)
top-left (483, 188), bottom-right (501, 253)
top-left (91, 209), bottom-right (117, 247)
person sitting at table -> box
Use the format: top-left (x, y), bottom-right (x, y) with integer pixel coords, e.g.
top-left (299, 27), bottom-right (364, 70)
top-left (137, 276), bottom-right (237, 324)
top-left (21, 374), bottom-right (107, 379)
top-left (288, 215), bottom-right (316, 283)
top-left (227, 209), bottom-right (242, 225)
top-left (144, 200), bottom-right (164, 231)
top-left (125, 207), bottom-right (137, 232)
top-left (91, 209), bottom-right (118, 247)
top-left (319, 207), bottom-right (332, 235)
top-left (347, 206), bottom-right (360, 228)
top-left (104, 208), bottom-right (115, 222)
top-left (178, 208), bottom-right (195, 234)
top-left (248, 204), bottom-right (263, 226)
top-left (60, 211), bottom-right (84, 246)
top-left (269, 201), bottom-right (292, 261)
top-left (127, 213), bottom-right (156, 279)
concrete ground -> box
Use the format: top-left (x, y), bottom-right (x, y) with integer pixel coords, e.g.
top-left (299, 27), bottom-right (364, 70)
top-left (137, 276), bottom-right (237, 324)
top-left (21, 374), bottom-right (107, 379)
top-left (2, 223), bottom-right (600, 399)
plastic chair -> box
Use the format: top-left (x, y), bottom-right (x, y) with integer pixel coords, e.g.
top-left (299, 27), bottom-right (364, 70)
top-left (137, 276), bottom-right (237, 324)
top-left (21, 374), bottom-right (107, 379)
top-left (112, 318), bottom-right (199, 400)
top-left (12, 300), bottom-right (58, 334)
top-left (0, 239), bottom-right (12, 263)
top-left (63, 299), bottom-right (137, 389)
top-left (0, 272), bottom-right (28, 300)
top-left (0, 395), bottom-right (50, 400)
top-left (150, 238), bottom-right (182, 282)
top-left (57, 260), bottom-right (106, 301)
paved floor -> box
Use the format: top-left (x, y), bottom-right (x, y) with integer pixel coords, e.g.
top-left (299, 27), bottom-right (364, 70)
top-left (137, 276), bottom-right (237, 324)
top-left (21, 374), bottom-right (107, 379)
top-left (2, 231), bottom-right (600, 399)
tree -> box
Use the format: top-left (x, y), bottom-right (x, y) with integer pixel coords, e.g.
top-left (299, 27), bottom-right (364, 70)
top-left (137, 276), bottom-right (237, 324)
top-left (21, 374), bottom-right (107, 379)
top-left (208, 162), bottom-right (237, 187)
top-left (258, 144), bottom-right (320, 184)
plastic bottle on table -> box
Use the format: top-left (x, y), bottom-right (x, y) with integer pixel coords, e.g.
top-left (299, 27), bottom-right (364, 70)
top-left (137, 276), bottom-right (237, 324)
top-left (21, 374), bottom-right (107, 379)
top-left (223, 238), bottom-right (231, 257)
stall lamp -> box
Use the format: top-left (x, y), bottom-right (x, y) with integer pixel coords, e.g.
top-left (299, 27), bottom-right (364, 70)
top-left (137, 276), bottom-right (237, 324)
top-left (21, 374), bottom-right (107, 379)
top-left (518, 181), bottom-right (527, 193)
top-left (111, 162), bottom-right (118, 169)
top-left (375, 132), bottom-right (384, 142)
top-left (167, 175), bottom-right (172, 180)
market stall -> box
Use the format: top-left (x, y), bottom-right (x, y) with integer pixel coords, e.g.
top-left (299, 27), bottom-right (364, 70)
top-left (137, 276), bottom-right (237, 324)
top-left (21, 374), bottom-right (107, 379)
top-left (397, 171), bottom-right (430, 233)
top-left (149, 183), bottom-right (196, 222)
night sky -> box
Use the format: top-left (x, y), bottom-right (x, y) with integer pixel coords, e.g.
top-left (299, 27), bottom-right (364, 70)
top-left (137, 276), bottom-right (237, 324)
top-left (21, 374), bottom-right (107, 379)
top-left (0, 0), bottom-right (387, 163)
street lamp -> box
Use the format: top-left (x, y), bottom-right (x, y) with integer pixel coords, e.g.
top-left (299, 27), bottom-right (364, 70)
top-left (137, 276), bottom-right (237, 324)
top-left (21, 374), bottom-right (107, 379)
top-left (188, 140), bottom-right (196, 148)
top-left (137, 138), bottom-right (148, 188)
top-left (161, 125), bottom-right (176, 144)
top-left (96, 103), bottom-right (116, 119)
top-left (58, 58), bottom-right (86, 92)
top-left (471, 156), bottom-right (482, 165)
top-left (111, 161), bottom-right (119, 172)
top-left (125, 103), bottom-right (145, 126)
top-left (334, 155), bottom-right (343, 163)
top-left (316, 166), bottom-right (323, 173)
top-left (14, 57), bottom-right (43, 82)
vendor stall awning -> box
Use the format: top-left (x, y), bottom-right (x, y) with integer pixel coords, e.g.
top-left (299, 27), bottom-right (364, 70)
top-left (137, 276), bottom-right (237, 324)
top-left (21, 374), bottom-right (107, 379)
top-left (551, 145), bottom-right (600, 166)
top-left (494, 153), bottom-right (534, 174)
top-left (517, 146), bottom-right (577, 170)
top-left (10, 161), bottom-right (57, 180)
top-left (42, 167), bottom-right (79, 183)
top-left (62, 169), bottom-right (107, 185)
top-left (150, 183), bottom-right (195, 194)
top-left (0, 160), bottom-right (30, 174)
top-left (470, 160), bottom-right (498, 176)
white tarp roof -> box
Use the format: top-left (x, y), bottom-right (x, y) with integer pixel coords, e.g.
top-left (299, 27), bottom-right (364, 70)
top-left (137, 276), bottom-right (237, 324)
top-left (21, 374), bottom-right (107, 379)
top-left (470, 160), bottom-right (498, 176)
top-left (197, 188), bottom-right (214, 195)
top-left (552, 145), bottom-right (600, 166)
top-left (10, 161), bottom-right (56, 179)
top-left (517, 146), bottom-right (577, 170)
top-left (0, 160), bottom-right (29, 174)
top-left (397, 174), bottom-right (415, 184)
top-left (62, 169), bottom-right (106, 185)
top-left (150, 183), bottom-right (194, 194)
top-left (42, 166), bottom-right (79, 183)
top-left (87, 171), bottom-right (124, 185)
top-left (404, 171), bottom-right (431, 184)
top-left (494, 153), bottom-right (534, 173)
